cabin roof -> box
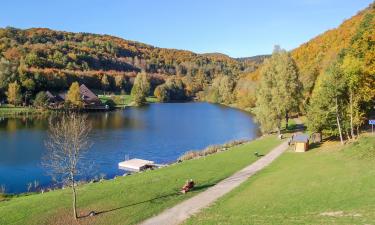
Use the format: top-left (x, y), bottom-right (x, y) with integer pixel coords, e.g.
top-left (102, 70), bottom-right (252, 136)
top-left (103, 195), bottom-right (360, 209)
top-left (293, 134), bottom-right (309, 143)
top-left (80, 84), bottom-right (99, 101)
top-left (45, 91), bottom-right (55, 99)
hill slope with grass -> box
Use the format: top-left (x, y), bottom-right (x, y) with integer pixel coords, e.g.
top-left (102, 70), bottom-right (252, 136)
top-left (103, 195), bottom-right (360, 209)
top-left (185, 135), bottom-right (375, 225)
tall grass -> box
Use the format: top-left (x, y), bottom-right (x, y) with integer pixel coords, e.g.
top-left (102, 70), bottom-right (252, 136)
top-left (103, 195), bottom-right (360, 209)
top-left (178, 140), bottom-right (248, 161)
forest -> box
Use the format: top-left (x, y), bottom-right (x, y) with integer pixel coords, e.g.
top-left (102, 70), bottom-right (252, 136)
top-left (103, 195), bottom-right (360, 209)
top-left (0, 26), bottom-right (266, 103)
top-left (0, 3), bottom-right (374, 140)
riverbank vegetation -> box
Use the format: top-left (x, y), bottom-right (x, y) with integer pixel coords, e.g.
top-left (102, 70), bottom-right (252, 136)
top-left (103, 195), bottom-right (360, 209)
top-left (185, 135), bottom-right (375, 225)
top-left (0, 136), bottom-right (281, 225)
top-left (1, 4), bottom-right (373, 138)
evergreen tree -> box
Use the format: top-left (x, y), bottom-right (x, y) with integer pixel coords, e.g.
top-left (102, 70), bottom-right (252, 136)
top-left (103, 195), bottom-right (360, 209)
top-left (34, 91), bottom-right (49, 108)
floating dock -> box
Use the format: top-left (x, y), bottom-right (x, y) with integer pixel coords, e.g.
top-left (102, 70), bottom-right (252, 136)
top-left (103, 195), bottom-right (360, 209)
top-left (118, 158), bottom-right (155, 172)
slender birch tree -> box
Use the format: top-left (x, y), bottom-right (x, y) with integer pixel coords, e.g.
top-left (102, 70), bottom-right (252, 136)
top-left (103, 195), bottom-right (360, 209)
top-left (43, 113), bottom-right (92, 219)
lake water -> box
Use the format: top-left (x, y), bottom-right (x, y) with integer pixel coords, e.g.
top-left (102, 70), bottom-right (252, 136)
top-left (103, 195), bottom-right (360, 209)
top-left (0, 102), bottom-right (259, 193)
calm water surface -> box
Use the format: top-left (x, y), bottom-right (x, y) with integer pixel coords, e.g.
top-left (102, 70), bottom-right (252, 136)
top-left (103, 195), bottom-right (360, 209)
top-left (0, 103), bottom-right (259, 193)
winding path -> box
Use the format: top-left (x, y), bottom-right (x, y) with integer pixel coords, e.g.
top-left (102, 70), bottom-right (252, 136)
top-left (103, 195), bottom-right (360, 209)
top-left (139, 139), bottom-right (290, 225)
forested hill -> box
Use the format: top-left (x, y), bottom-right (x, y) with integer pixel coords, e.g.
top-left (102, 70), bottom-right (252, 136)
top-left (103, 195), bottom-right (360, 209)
top-left (291, 2), bottom-right (374, 99)
top-left (237, 2), bottom-right (374, 109)
top-left (0, 27), bottom-right (263, 97)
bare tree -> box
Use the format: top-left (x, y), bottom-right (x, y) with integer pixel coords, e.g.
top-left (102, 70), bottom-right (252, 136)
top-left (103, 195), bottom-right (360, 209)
top-left (43, 113), bottom-right (92, 220)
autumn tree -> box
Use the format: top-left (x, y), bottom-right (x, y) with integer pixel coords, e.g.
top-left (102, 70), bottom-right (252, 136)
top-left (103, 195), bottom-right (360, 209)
top-left (7, 81), bottom-right (22, 105)
top-left (307, 62), bottom-right (347, 145)
top-left (21, 78), bottom-right (35, 105)
top-left (114, 75), bottom-right (125, 91)
top-left (43, 113), bottom-right (92, 220)
top-left (206, 75), bottom-right (235, 104)
top-left (154, 84), bottom-right (169, 102)
top-left (66, 82), bottom-right (83, 108)
top-left (101, 74), bottom-right (110, 93)
top-left (131, 72), bottom-right (150, 106)
top-left (255, 47), bottom-right (302, 134)
top-left (0, 57), bottom-right (18, 100)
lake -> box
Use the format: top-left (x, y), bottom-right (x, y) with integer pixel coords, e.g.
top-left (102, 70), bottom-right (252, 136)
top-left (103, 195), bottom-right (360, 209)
top-left (0, 102), bottom-right (259, 193)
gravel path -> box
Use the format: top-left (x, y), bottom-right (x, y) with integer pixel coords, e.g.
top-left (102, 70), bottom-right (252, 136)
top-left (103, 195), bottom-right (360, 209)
top-left (139, 139), bottom-right (290, 225)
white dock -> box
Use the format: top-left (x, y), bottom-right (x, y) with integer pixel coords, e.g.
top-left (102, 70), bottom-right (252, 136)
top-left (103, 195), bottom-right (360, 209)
top-left (118, 158), bottom-right (155, 171)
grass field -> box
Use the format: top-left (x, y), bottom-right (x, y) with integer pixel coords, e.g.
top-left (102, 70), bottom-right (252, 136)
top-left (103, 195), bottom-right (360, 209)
top-left (0, 105), bottom-right (43, 115)
top-left (185, 135), bottom-right (375, 225)
top-left (98, 94), bottom-right (158, 107)
top-left (0, 136), bottom-right (281, 225)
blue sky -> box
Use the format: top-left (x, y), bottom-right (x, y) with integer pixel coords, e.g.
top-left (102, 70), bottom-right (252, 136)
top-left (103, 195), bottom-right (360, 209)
top-left (0, 0), bottom-right (372, 57)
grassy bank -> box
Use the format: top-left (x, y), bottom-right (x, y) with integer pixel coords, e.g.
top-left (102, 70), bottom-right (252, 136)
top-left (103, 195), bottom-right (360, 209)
top-left (0, 105), bottom-right (46, 115)
top-left (98, 94), bottom-right (158, 107)
top-left (185, 135), bottom-right (375, 225)
top-left (0, 136), bottom-right (282, 225)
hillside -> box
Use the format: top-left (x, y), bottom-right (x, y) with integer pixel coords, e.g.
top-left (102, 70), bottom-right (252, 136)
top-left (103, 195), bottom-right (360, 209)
top-left (291, 3), bottom-right (374, 99)
top-left (237, 2), bottom-right (374, 109)
top-left (0, 27), bottom-right (262, 99)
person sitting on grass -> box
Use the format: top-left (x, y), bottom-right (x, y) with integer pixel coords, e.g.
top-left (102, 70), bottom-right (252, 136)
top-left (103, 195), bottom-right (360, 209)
top-left (181, 179), bottom-right (195, 194)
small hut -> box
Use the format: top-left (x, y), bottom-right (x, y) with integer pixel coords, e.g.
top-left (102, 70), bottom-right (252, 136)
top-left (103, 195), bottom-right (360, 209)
top-left (293, 134), bottom-right (309, 152)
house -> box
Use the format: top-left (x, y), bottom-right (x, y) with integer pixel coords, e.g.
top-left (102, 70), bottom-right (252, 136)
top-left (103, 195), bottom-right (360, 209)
top-left (45, 84), bottom-right (108, 110)
top-left (293, 134), bottom-right (309, 152)
top-left (78, 84), bottom-right (107, 109)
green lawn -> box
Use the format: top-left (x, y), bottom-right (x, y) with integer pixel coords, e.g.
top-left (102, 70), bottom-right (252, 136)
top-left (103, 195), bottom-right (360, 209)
top-left (185, 135), bottom-right (375, 225)
top-left (0, 106), bottom-right (43, 115)
top-left (99, 95), bottom-right (158, 107)
top-left (0, 136), bottom-right (281, 225)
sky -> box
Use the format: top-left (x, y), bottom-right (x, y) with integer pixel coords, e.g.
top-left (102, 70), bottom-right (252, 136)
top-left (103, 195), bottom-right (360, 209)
top-left (0, 0), bottom-right (373, 58)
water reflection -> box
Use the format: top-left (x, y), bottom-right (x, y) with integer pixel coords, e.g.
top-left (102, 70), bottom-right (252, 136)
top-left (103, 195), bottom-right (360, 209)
top-left (0, 103), bottom-right (259, 193)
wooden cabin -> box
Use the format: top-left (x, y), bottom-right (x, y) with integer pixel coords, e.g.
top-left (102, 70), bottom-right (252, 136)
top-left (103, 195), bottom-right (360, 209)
top-left (293, 134), bottom-right (309, 152)
top-left (45, 84), bottom-right (107, 110)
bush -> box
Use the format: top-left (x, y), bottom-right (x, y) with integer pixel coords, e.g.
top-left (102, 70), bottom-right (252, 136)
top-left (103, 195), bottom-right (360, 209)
top-left (33, 91), bottom-right (49, 108)
top-left (178, 139), bottom-right (248, 161)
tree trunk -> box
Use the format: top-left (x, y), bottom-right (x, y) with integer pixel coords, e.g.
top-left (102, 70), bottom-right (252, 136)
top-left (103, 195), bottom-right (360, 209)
top-left (356, 125), bottom-right (360, 138)
top-left (349, 92), bottom-right (355, 139)
top-left (346, 131), bottom-right (351, 141)
top-left (285, 112), bottom-right (289, 130)
top-left (335, 97), bottom-right (344, 145)
top-left (72, 178), bottom-right (78, 219)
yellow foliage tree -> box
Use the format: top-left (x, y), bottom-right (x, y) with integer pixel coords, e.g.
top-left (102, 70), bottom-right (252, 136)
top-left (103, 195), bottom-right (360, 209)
top-left (66, 82), bottom-right (83, 108)
top-left (7, 81), bottom-right (22, 106)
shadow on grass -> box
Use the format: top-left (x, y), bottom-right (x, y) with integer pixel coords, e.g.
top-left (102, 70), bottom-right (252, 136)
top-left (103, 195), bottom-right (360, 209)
top-left (283, 123), bottom-right (306, 134)
top-left (86, 183), bottom-right (215, 218)
top-left (309, 142), bottom-right (322, 150)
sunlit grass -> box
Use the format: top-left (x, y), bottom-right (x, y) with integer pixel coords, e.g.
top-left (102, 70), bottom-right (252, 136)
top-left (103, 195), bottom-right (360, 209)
top-left (185, 135), bottom-right (375, 225)
top-left (0, 136), bottom-right (281, 225)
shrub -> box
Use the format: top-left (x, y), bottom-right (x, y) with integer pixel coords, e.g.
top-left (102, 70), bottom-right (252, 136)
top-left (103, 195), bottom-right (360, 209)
top-left (178, 139), bottom-right (249, 161)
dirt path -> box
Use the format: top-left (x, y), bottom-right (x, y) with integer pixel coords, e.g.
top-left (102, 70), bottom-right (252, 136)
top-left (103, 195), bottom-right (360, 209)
top-left (139, 140), bottom-right (290, 225)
